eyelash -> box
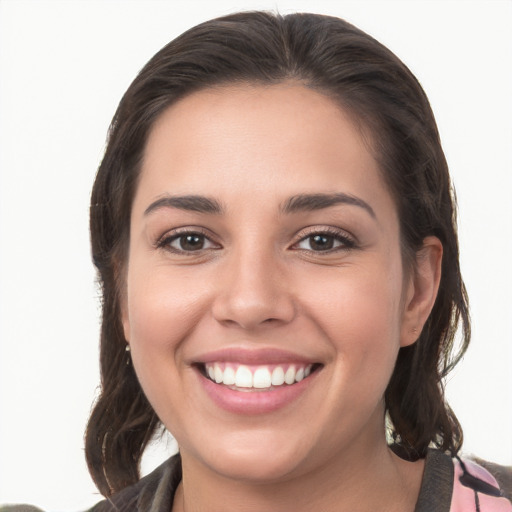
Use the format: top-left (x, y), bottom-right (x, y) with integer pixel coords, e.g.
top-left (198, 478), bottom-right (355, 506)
top-left (155, 226), bottom-right (356, 255)
top-left (156, 227), bottom-right (220, 254)
top-left (292, 226), bottom-right (356, 253)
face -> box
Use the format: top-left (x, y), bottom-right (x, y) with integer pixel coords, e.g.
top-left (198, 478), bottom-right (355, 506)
top-left (122, 84), bottom-right (418, 482)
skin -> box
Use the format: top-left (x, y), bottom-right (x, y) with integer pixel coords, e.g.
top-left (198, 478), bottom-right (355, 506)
top-left (122, 83), bottom-right (442, 512)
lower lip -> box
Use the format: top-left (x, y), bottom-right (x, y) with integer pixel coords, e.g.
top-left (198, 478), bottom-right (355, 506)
top-left (198, 369), bottom-right (318, 415)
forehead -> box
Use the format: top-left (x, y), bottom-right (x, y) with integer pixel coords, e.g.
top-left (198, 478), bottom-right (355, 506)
top-left (136, 83), bottom-right (395, 219)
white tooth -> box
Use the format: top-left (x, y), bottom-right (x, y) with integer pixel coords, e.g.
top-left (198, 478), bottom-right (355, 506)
top-left (235, 365), bottom-right (253, 388)
top-left (271, 366), bottom-right (285, 386)
top-left (223, 365), bottom-right (236, 385)
top-left (284, 365), bottom-right (296, 385)
top-left (295, 367), bottom-right (305, 382)
top-left (214, 363), bottom-right (223, 383)
top-left (253, 367), bottom-right (272, 388)
top-left (207, 365), bottom-right (215, 380)
top-left (304, 365), bottom-right (312, 377)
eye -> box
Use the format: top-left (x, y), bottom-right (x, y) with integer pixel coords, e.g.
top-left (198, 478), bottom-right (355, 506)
top-left (293, 229), bottom-right (355, 252)
top-left (158, 230), bottom-right (219, 253)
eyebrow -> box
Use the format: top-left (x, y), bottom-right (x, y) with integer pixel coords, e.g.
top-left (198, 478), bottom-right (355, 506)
top-left (143, 192), bottom-right (375, 219)
top-left (281, 193), bottom-right (376, 219)
top-left (144, 195), bottom-right (224, 216)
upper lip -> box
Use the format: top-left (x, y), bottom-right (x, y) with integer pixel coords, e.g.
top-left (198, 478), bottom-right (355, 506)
top-left (192, 347), bottom-right (320, 366)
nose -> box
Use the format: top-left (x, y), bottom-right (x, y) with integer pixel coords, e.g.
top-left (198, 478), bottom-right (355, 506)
top-left (211, 247), bottom-right (296, 330)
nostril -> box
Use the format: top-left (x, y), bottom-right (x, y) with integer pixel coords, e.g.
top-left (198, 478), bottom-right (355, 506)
top-left (210, 273), bottom-right (296, 329)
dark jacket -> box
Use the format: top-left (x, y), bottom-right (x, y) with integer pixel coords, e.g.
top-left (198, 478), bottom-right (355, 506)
top-left (87, 450), bottom-right (512, 512)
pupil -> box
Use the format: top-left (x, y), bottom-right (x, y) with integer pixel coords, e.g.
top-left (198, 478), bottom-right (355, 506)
top-left (181, 234), bottom-right (203, 250)
top-left (311, 235), bottom-right (333, 251)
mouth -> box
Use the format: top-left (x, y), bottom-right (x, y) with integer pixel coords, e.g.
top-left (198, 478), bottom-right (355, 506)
top-left (192, 348), bottom-right (324, 414)
top-left (197, 362), bottom-right (322, 392)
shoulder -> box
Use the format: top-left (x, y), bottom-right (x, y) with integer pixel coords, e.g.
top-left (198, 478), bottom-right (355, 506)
top-left (0, 507), bottom-right (44, 512)
top-left (0, 456), bottom-right (181, 512)
top-left (451, 455), bottom-right (512, 511)
top-left (472, 457), bottom-right (512, 502)
top-left (87, 453), bottom-right (182, 512)
top-left (415, 449), bottom-right (511, 511)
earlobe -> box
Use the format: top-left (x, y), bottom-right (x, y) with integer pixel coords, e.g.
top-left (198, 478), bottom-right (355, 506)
top-left (400, 236), bottom-right (443, 347)
top-left (121, 299), bottom-right (131, 343)
top-left (116, 262), bottom-right (131, 342)
top-left (122, 314), bottom-right (131, 343)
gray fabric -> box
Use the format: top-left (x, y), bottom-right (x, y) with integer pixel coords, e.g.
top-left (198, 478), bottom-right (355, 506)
top-left (414, 450), bottom-right (454, 512)
top-left (91, 450), bottom-right (456, 512)
top-left (88, 455), bottom-right (181, 512)
top-left (5, 450), bottom-right (510, 511)
top-left (475, 458), bottom-right (512, 503)
top-left (0, 506), bottom-right (45, 512)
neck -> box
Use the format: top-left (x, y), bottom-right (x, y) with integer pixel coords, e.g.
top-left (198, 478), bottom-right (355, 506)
top-left (173, 437), bottom-right (424, 512)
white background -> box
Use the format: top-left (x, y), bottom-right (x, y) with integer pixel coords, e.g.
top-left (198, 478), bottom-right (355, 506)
top-left (0, 0), bottom-right (511, 510)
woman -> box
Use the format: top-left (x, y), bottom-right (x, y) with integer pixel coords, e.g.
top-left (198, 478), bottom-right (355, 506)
top-left (86, 11), bottom-right (511, 512)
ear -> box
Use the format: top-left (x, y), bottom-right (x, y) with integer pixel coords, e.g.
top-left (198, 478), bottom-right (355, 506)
top-left (121, 306), bottom-right (131, 343)
top-left (114, 259), bottom-right (131, 343)
top-left (400, 236), bottom-right (443, 347)
top-left (118, 284), bottom-right (131, 344)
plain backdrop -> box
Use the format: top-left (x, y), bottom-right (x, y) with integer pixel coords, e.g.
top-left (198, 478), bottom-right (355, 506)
top-left (0, 0), bottom-right (511, 510)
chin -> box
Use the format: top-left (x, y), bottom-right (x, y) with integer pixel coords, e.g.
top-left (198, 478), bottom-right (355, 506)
top-left (194, 431), bottom-right (312, 483)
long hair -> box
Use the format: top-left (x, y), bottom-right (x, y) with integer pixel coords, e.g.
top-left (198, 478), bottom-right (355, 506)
top-left (87, 11), bottom-right (470, 496)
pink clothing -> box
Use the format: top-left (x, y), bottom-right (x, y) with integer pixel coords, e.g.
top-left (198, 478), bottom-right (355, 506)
top-left (451, 458), bottom-right (512, 511)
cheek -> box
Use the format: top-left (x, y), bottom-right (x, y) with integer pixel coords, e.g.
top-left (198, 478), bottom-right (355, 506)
top-left (299, 261), bottom-right (404, 374)
top-left (122, 263), bottom-right (210, 429)
top-left (123, 262), bottom-right (210, 364)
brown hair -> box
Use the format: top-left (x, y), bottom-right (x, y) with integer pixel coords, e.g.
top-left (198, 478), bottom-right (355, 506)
top-left (86, 11), bottom-right (470, 497)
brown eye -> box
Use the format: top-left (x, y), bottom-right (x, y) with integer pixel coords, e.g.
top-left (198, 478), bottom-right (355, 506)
top-left (178, 234), bottom-right (205, 251)
top-left (309, 234), bottom-right (334, 251)
top-left (294, 231), bottom-right (355, 252)
top-left (164, 232), bottom-right (217, 252)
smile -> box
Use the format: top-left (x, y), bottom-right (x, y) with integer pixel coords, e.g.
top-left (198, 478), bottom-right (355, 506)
top-left (203, 362), bottom-right (318, 390)
top-left (197, 361), bottom-right (322, 414)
